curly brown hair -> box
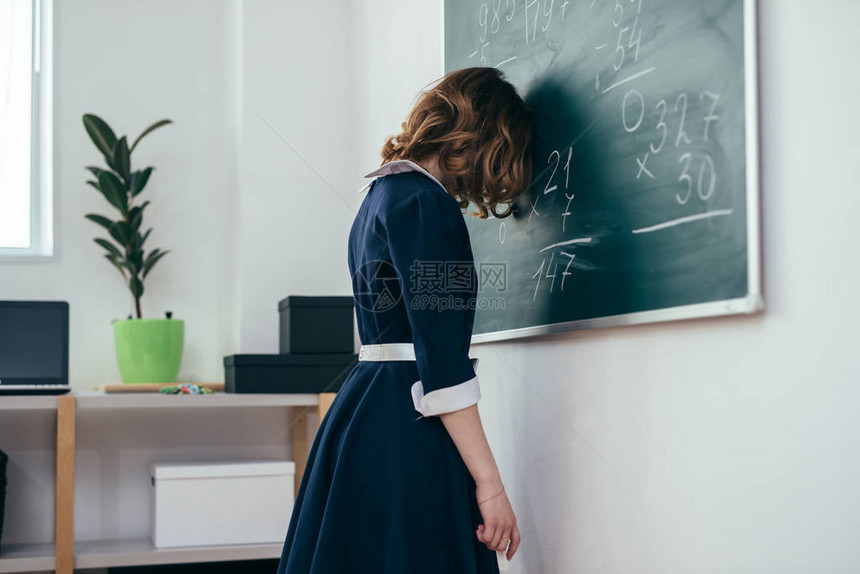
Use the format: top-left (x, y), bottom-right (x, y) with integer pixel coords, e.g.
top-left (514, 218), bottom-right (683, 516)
top-left (380, 67), bottom-right (534, 219)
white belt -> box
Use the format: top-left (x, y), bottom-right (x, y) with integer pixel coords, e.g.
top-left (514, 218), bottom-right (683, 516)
top-left (358, 343), bottom-right (416, 361)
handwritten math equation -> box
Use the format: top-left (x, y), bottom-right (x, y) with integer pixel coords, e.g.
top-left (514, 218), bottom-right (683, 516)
top-left (463, 0), bottom-right (734, 300)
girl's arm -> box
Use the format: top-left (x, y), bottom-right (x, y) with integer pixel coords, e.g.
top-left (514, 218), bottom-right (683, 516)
top-left (440, 405), bottom-right (521, 560)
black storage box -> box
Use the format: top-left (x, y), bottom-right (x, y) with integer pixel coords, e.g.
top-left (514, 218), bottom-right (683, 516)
top-left (278, 296), bottom-right (355, 354)
top-left (224, 353), bottom-right (358, 394)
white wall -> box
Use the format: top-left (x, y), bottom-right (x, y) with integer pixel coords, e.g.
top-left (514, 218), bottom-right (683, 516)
top-left (236, 0), bottom-right (357, 353)
top-left (353, 0), bottom-right (860, 572)
top-left (352, 0), bottom-right (444, 173)
top-left (0, 0), bottom-right (238, 389)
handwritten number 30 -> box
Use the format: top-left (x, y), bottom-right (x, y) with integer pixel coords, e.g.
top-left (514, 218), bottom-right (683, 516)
top-left (677, 153), bottom-right (716, 205)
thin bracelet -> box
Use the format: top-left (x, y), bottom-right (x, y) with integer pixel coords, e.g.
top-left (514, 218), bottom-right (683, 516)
top-left (478, 486), bottom-right (505, 506)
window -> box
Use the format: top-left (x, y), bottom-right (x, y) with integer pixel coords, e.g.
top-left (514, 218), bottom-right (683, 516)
top-left (0, 0), bottom-right (52, 257)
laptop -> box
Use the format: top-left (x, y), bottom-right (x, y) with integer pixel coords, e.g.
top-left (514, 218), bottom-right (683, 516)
top-left (0, 300), bottom-right (71, 395)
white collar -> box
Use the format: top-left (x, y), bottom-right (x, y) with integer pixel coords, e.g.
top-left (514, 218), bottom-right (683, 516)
top-left (358, 159), bottom-right (447, 194)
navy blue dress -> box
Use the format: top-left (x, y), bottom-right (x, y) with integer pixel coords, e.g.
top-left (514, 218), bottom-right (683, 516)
top-left (277, 160), bottom-right (499, 574)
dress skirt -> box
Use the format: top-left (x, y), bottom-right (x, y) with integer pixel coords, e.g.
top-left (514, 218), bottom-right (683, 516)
top-left (276, 361), bottom-right (500, 574)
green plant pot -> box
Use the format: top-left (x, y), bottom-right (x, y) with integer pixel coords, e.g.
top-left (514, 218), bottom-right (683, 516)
top-left (113, 319), bottom-right (185, 383)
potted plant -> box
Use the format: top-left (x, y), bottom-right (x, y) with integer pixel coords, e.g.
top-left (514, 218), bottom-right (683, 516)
top-left (82, 113), bottom-right (183, 384)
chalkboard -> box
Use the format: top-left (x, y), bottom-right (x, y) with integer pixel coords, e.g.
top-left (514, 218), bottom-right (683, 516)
top-left (444, 0), bottom-right (763, 342)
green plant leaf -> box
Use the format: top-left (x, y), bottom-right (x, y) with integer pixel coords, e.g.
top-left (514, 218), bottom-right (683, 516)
top-left (130, 167), bottom-right (153, 197)
top-left (103, 155), bottom-right (119, 174)
top-left (112, 136), bottom-right (131, 182)
top-left (108, 221), bottom-right (131, 246)
top-left (139, 227), bottom-right (153, 247)
top-left (94, 237), bottom-right (123, 258)
top-left (85, 214), bottom-right (114, 231)
top-left (97, 171), bottom-right (128, 214)
top-left (104, 254), bottom-right (127, 279)
top-left (130, 228), bottom-right (147, 251)
top-left (122, 259), bottom-right (139, 275)
top-left (142, 248), bottom-right (160, 268)
top-left (83, 114), bottom-right (118, 157)
top-left (129, 276), bottom-right (144, 298)
top-left (142, 249), bottom-right (169, 278)
top-left (86, 180), bottom-right (101, 192)
top-left (129, 246), bottom-right (144, 268)
top-left (86, 166), bottom-right (104, 178)
top-left (128, 200), bottom-right (150, 232)
top-left (130, 119), bottom-right (172, 153)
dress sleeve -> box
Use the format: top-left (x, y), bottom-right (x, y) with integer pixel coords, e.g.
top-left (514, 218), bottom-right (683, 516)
top-left (384, 190), bottom-right (480, 417)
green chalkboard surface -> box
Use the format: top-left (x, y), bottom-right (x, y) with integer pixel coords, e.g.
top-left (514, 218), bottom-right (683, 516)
top-left (445, 0), bottom-right (763, 341)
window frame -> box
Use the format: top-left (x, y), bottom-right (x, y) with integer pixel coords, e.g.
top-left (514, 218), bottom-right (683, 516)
top-left (0, 0), bottom-right (54, 261)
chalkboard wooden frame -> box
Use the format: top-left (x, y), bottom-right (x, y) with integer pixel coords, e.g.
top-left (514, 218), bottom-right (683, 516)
top-left (442, 0), bottom-right (764, 344)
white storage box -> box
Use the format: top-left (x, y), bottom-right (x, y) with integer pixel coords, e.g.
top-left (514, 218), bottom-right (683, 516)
top-left (150, 460), bottom-right (295, 548)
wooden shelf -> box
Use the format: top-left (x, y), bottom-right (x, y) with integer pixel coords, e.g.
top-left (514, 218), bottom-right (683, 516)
top-left (0, 391), bottom-right (335, 573)
top-left (74, 538), bottom-right (282, 569)
top-left (73, 391), bottom-right (319, 409)
top-left (0, 542), bottom-right (56, 573)
top-left (0, 396), bottom-right (58, 411)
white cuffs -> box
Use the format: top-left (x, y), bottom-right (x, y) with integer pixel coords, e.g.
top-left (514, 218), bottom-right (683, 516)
top-left (411, 375), bottom-right (481, 417)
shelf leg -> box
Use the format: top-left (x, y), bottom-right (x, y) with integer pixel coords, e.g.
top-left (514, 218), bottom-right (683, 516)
top-left (291, 408), bottom-right (308, 498)
top-left (318, 393), bottom-right (335, 422)
top-left (290, 394), bottom-right (336, 498)
top-left (55, 395), bottom-right (75, 574)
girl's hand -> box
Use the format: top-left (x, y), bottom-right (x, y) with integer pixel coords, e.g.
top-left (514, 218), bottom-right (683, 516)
top-left (475, 481), bottom-right (520, 561)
